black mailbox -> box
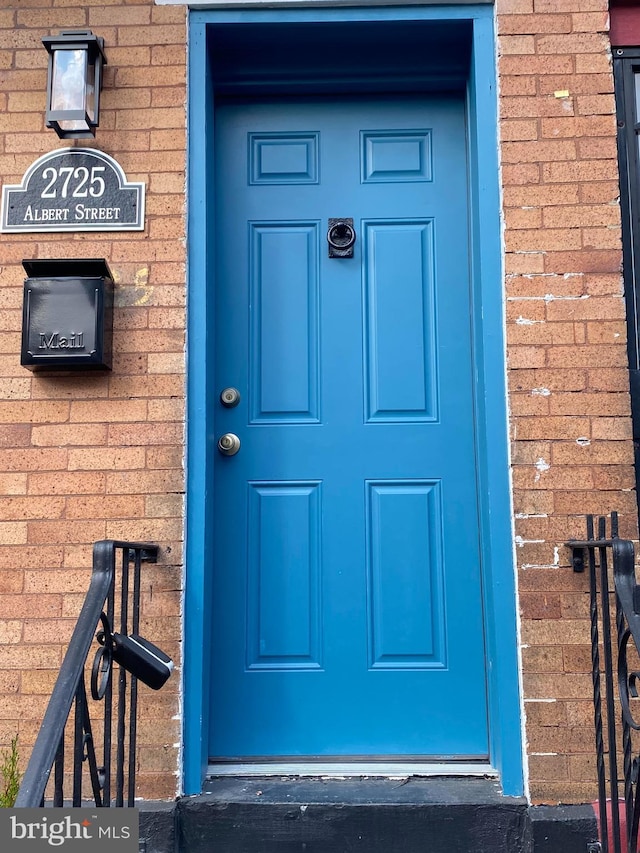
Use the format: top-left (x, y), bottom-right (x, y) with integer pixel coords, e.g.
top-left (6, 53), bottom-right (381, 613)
top-left (21, 258), bottom-right (113, 371)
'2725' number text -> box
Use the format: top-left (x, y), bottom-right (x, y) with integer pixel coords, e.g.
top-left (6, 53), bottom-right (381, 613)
top-left (40, 165), bottom-right (106, 199)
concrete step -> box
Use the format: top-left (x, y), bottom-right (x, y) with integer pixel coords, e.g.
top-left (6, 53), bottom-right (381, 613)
top-left (138, 777), bottom-right (599, 853)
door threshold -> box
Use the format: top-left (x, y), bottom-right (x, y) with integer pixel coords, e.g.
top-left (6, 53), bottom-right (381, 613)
top-left (207, 761), bottom-right (497, 778)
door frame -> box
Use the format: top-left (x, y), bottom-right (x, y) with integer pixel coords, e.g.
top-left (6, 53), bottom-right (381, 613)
top-left (183, 3), bottom-right (523, 797)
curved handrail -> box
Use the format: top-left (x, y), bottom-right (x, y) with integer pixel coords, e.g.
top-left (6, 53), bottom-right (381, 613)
top-left (15, 540), bottom-right (158, 808)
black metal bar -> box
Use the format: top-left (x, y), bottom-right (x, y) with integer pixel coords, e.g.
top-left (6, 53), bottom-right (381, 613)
top-left (72, 685), bottom-right (84, 807)
top-left (630, 782), bottom-right (640, 853)
top-left (597, 518), bottom-right (623, 853)
top-left (77, 680), bottom-right (103, 807)
top-left (115, 547), bottom-right (130, 808)
top-left (103, 578), bottom-right (115, 806)
top-left (120, 544), bottom-right (130, 636)
top-left (614, 54), bottom-right (640, 373)
top-left (128, 549), bottom-right (143, 807)
top-left (53, 736), bottom-right (64, 808)
top-left (586, 516), bottom-right (610, 853)
top-left (611, 512), bottom-right (620, 539)
top-left (15, 540), bottom-right (159, 808)
top-left (115, 661), bottom-right (127, 807)
top-left (613, 50), bottom-right (640, 536)
top-left (618, 584), bottom-right (634, 853)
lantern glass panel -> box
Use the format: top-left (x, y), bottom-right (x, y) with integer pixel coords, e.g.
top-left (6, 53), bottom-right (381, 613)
top-left (86, 60), bottom-right (96, 123)
top-left (51, 48), bottom-right (89, 132)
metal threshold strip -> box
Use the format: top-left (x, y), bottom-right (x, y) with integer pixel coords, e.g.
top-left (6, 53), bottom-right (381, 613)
top-left (208, 761), bottom-right (497, 777)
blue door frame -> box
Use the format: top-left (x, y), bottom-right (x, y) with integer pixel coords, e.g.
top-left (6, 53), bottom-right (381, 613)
top-left (184, 4), bottom-right (523, 797)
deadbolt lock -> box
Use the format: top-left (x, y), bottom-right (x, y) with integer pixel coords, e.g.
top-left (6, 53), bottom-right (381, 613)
top-left (217, 433), bottom-right (241, 456)
top-left (220, 387), bottom-right (240, 408)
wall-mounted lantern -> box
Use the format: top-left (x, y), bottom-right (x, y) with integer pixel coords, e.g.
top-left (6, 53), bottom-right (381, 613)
top-left (42, 29), bottom-right (106, 139)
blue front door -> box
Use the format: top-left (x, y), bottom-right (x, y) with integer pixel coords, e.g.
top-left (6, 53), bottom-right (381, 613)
top-left (209, 94), bottom-right (488, 760)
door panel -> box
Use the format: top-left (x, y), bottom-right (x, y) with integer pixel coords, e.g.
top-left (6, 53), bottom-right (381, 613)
top-left (209, 95), bottom-right (488, 759)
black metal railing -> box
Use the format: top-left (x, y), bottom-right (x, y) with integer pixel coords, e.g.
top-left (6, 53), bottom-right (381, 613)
top-left (15, 540), bottom-right (160, 808)
top-left (568, 513), bottom-right (640, 853)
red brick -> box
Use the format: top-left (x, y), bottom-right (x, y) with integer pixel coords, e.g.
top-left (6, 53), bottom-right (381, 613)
top-left (541, 115), bottom-right (615, 138)
top-left (538, 74), bottom-right (613, 96)
top-left (107, 423), bottom-right (183, 446)
top-left (508, 346), bottom-right (547, 369)
top-left (541, 159), bottom-right (619, 182)
top-left (25, 519), bottom-right (103, 546)
top-left (69, 399), bottom-right (148, 423)
top-left (499, 35), bottom-right (536, 55)
top-left (498, 0), bottom-right (534, 12)
top-left (117, 25), bottom-right (186, 47)
top-left (504, 183), bottom-right (579, 206)
top-left (522, 646), bottom-right (564, 672)
top-left (500, 55), bottom-right (574, 75)
top-left (500, 96), bottom-right (576, 119)
top-left (506, 228), bottom-right (581, 252)
top-left (553, 489), bottom-right (637, 515)
top-left (543, 250), bottom-right (621, 274)
top-left (89, 6), bottom-right (150, 26)
top-left (500, 76), bottom-right (538, 96)
top-left (510, 367), bottom-right (588, 392)
top-left (588, 367), bottom-right (630, 390)
top-left (30, 474), bottom-right (108, 507)
top-left (499, 13), bottom-right (572, 34)
top-left (31, 424), bottom-right (108, 447)
top-left (542, 205), bottom-right (618, 229)
top-left (572, 11), bottom-right (609, 32)
top-left (505, 253), bottom-right (546, 275)
top-left (575, 52), bottom-right (612, 74)
top-left (502, 139), bottom-right (577, 163)
top-left (537, 33), bottom-right (609, 54)
top-left (579, 181), bottom-right (620, 205)
top-left (545, 295), bottom-right (624, 321)
top-left (502, 163), bottom-right (541, 187)
top-left (66, 495), bottom-right (145, 519)
top-left (512, 415), bottom-right (591, 440)
top-left (106, 470), bottom-right (184, 495)
top-left (576, 94), bottom-right (615, 115)
top-left (524, 672), bottom-right (592, 701)
top-left (510, 393), bottom-right (550, 415)
top-left (582, 227), bottom-right (623, 250)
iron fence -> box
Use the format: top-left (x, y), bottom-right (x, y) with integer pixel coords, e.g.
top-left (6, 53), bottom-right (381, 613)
top-left (568, 513), bottom-right (640, 853)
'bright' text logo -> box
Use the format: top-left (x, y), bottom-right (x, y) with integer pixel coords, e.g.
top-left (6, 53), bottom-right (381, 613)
top-left (10, 815), bottom-right (93, 847)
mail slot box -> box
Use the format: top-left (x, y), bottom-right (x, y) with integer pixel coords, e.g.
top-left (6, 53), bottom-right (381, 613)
top-left (21, 258), bottom-right (113, 371)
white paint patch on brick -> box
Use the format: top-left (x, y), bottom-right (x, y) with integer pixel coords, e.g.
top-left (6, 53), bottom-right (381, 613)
top-left (544, 293), bottom-right (590, 302)
top-left (515, 513), bottom-right (548, 519)
top-left (534, 458), bottom-right (550, 482)
top-left (514, 535), bottom-right (545, 546)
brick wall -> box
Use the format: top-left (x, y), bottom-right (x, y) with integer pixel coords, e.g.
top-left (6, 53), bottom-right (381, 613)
top-left (497, 0), bottom-right (636, 803)
top-left (0, 0), bottom-right (186, 800)
top-left (0, 0), bottom-right (636, 805)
